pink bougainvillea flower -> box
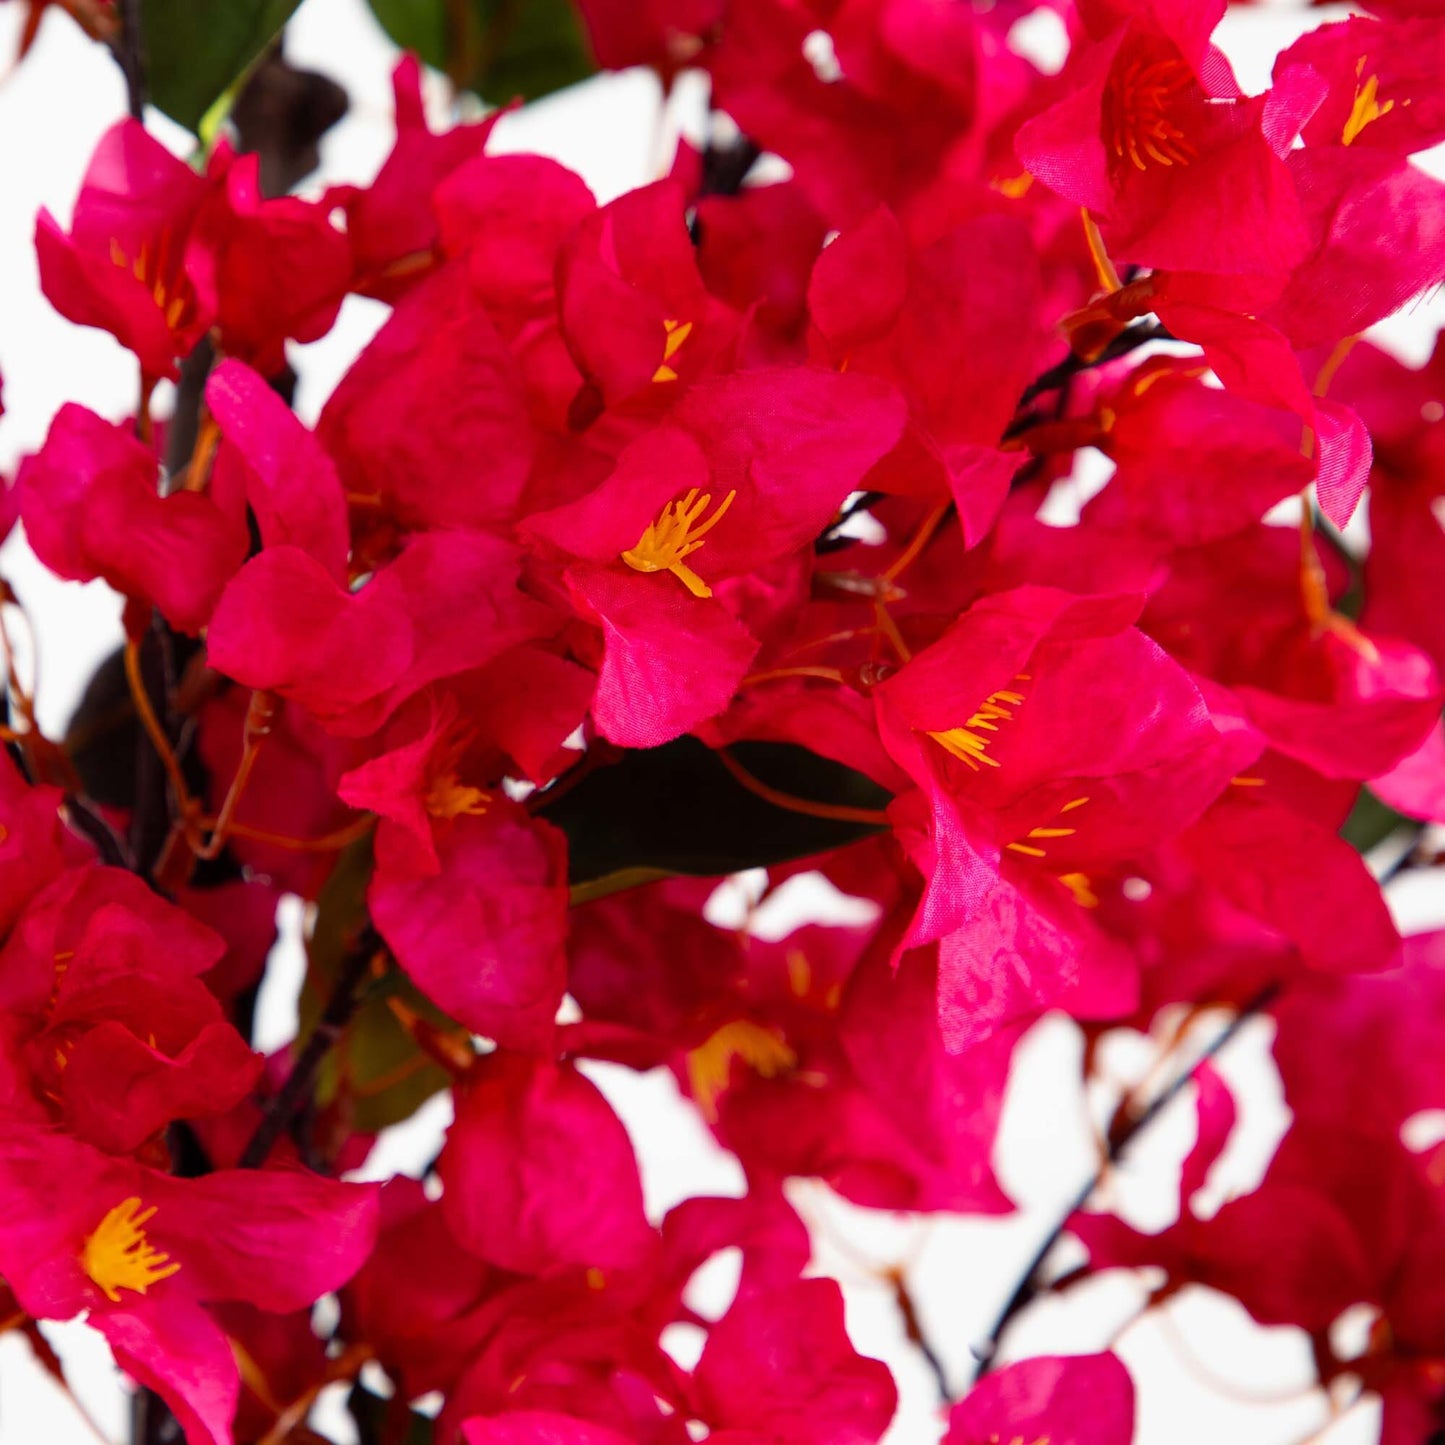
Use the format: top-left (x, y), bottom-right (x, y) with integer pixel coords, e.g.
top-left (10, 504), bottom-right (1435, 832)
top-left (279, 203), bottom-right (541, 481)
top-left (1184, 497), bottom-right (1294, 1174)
top-left (1016, 0), bottom-right (1311, 276)
top-left (571, 0), bottom-right (722, 75)
top-left (572, 877), bottom-right (1016, 1212)
top-left (1082, 357), bottom-right (1314, 543)
top-left (367, 801), bottom-right (569, 1053)
top-left (205, 545), bottom-right (414, 721)
top-left (317, 264), bottom-right (539, 537)
top-left (524, 367), bottom-right (904, 746)
top-left (1274, 14), bottom-right (1445, 157)
top-left (1260, 146), bottom-right (1445, 351)
top-left (189, 143), bottom-right (350, 378)
top-left (204, 357), bottom-right (349, 582)
top-left (558, 179), bottom-right (738, 411)
top-left (807, 208), bottom-right (1043, 479)
top-left (690, 1278), bottom-right (897, 1444)
top-left (1072, 1117), bottom-right (1445, 1445)
top-left (0, 864), bottom-right (261, 1153)
top-left (208, 527), bottom-right (554, 732)
top-left (706, 0), bottom-right (982, 226)
top-left (334, 55), bottom-right (501, 301)
top-left (434, 153), bottom-right (597, 331)
top-left (18, 404), bottom-right (247, 635)
top-left (715, 933), bottom-right (1020, 1214)
top-left (693, 177), bottom-right (827, 362)
top-left (437, 1052), bottom-right (656, 1275)
top-left (463, 1413), bottom-right (635, 1445)
top-left (874, 585), bottom-right (1246, 1045)
top-left (34, 119), bottom-right (213, 382)
top-left (1171, 786), bottom-right (1400, 978)
top-left (338, 696), bottom-right (497, 875)
top-left (1271, 929), bottom-right (1445, 1141)
top-left (0, 753), bottom-right (84, 935)
top-left (341, 1177), bottom-right (496, 1398)
top-left (1225, 627), bottom-right (1443, 783)
top-left (1337, 338), bottom-right (1445, 677)
top-left (944, 1352), bottom-right (1135, 1445)
top-left (0, 1125), bottom-right (377, 1445)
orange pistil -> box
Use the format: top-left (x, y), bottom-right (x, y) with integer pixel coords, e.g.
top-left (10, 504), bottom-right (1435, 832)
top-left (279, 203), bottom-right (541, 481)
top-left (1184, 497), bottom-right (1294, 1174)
top-left (622, 487), bottom-right (736, 598)
top-left (1103, 53), bottom-right (1197, 171)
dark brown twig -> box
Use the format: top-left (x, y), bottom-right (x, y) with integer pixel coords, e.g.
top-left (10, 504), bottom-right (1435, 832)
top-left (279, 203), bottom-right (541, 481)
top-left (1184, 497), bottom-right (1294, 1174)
top-left (114, 0), bottom-right (147, 119)
top-left (62, 794), bottom-right (136, 871)
top-left (1007, 320), bottom-right (1175, 431)
top-left (237, 931), bottom-right (380, 1170)
top-left (969, 982), bottom-right (1281, 1383)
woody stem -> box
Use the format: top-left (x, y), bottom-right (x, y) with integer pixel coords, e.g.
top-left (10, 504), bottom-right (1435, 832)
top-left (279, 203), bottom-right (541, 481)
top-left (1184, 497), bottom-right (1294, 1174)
top-left (969, 982), bottom-right (1281, 1384)
top-left (237, 933), bottom-right (383, 1169)
top-left (114, 0), bottom-right (147, 120)
top-left (1008, 318), bottom-right (1174, 424)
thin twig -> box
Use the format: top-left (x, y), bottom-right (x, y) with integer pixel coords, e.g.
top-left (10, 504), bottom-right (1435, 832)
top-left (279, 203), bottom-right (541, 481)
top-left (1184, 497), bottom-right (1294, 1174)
top-left (1007, 320), bottom-right (1175, 428)
top-left (969, 982), bottom-right (1281, 1382)
top-left (237, 933), bottom-right (381, 1169)
top-left (114, 0), bottom-right (147, 120)
top-left (62, 794), bottom-right (137, 871)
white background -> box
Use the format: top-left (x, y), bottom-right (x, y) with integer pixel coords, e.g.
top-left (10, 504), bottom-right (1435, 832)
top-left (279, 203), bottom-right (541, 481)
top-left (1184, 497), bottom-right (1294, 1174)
top-left (0, 2), bottom-right (1441, 1441)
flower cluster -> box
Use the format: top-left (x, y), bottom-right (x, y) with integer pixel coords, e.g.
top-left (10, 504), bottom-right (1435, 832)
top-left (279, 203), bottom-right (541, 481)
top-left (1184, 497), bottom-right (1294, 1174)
top-left (2, 0), bottom-right (1444, 1440)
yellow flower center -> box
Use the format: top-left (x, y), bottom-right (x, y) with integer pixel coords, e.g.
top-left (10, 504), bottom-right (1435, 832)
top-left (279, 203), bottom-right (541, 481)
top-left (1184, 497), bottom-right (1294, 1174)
top-left (687, 1020), bottom-right (797, 1122)
top-left (1342, 58), bottom-right (1395, 145)
top-left (81, 1197), bottom-right (181, 1304)
top-left (424, 771), bottom-right (491, 821)
top-left (621, 487), bottom-right (736, 598)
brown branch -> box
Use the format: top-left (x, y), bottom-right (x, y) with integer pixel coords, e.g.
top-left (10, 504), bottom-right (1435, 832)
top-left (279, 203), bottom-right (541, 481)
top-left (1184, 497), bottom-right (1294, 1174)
top-left (113, 0), bottom-right (147, 120)
top-left (1006, 320), bottom-right (1175, 435)
top-left (237, 932), bottom-right (381, 1170)
top-left (969, 982), bottom-right (1281, 1383)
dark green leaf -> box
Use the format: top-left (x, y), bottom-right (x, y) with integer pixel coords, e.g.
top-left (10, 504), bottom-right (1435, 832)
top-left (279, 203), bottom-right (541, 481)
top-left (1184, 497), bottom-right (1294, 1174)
top-left (363, 0), bottom-right (594, 103)
top-left (142, 0), bottom-right (305, 133)
top-left (537, 738), bottom-right (892, 886)
top-left (302, 837), bottom-right (452, 1133)
top-left (1341, 787), bottom-right (1409, 854)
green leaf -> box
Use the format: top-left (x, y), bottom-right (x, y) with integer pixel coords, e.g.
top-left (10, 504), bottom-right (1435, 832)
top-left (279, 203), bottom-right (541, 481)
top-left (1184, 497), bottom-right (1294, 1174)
top-left (1341, 787), bottom-right (1409, 854)
top-left (302, 837), bottom-right (453, 1133)
top-left (537, 738), bottom-right (892, 887)
top-left (297, 740), bottom-right (887, 1122)
top-left (364, 0), bottom-right (594, 102)
top-left (142, 0), bottom-right (304, 133)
